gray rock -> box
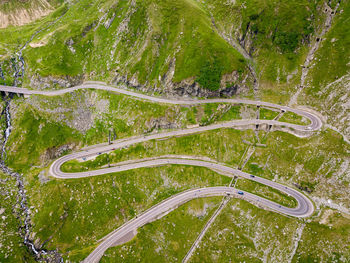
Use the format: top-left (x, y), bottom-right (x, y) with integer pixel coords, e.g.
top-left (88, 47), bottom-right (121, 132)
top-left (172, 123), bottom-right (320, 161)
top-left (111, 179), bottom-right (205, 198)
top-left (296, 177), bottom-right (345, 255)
top-left (38, 171), bottom-right (50, 184)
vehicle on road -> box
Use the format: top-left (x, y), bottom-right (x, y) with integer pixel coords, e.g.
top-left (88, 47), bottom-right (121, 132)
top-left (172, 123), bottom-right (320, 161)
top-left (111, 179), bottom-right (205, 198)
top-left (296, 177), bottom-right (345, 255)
top-left (238, 191), bottom-right (244, 195)
top-left (250, 174), bottom-right (255, 178)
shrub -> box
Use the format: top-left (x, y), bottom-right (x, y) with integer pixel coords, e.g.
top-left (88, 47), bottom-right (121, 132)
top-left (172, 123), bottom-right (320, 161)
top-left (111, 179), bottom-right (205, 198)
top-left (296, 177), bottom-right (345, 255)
top-left (196, 58), bottom-right (224, 91)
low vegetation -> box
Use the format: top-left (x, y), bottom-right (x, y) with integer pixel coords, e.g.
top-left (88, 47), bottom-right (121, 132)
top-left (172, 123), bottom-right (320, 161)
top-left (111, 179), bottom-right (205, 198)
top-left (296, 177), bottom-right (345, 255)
top-left (27, 165), bottom-right (230, 261)
top-left (247, 130), bottom-right (350, 210)
top-left (101, 197), bottom-right (223, 262)
top-left (279, 111), bottom-right (310, 125)
top-left (191, 199), bottom-right (350, 262)
top-left (259, 107), bottom-right (279, 120)
top-left (235, 179), bottom-right (297, 208)
top-left (292, 209), bottom-right (350, 262)
top-left (300, 0), bottom-right (350, 138)
top-left (0, 172), bottom-right (34, 263)
top-left (61, 128), bottom-right (251, 173)
top-left (0, 0), bottom-right (251, 91)
top-left (0, 0), bottom-right (348, 260)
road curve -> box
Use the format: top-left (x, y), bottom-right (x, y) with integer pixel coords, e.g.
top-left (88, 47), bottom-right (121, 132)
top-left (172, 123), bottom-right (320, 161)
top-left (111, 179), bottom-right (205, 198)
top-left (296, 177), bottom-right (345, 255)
top-left (0, 83), bottom-right (317, 262)
top-left (51, 155), bottom-right (314, 218)
top-left (82, 184), bottom-right (313, 263)
top-left (55, 155), bottom-right (313, 263)
top-left (50, 142), bottom-right (314, 263)
top-left (0, 83), bottom-right (322, 132)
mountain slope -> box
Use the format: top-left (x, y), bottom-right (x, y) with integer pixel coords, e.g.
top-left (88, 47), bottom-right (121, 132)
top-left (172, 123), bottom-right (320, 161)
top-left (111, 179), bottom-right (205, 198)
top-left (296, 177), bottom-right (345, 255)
top-left (301, 0), bottom-right (350, 140)
top-left (0, 0), bottom-right (255, 97)
top-left (0, 0), bottom-right (349, 262)
top-left (0, 0), bottom-right (346, 101)
top-left (0, 0), bottom-right (63, 28)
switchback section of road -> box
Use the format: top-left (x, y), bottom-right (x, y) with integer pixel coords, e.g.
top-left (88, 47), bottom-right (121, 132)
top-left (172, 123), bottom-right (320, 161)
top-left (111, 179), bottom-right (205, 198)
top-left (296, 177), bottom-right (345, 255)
top-left (54, 155), bottom-right (313, 263)
top-left (49, 132), bottom-right (315, 262)
top-left (0, 82), bottom-right (319, 263)
top-left (0, 83), bottom-right (322, 133)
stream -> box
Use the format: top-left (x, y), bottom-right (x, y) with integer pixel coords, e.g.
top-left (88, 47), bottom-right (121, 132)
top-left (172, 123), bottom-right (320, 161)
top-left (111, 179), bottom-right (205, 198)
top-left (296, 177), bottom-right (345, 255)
top-left (0, 94), bottom-right (62, 262)
top-left (0, 65), bottom-right (4, 81)
top-left (0, 7), bottom-right (69, 261)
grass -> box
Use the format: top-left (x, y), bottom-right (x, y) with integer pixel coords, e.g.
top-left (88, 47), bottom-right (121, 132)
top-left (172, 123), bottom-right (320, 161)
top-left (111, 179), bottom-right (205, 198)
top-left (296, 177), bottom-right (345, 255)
top-left (4, 90), bottom-right (349, 260)
top-left (235, 178), bottom-right (297, 208)
top-left (292, 209), bottom-right (350, 262)
top-left (196, 57), bottom-right (225, 91)
top-left (303, 0), bottom-right (350, 94)
top-left (204, 0), bottom-right (326, 103)
top-left (1, 94), bottom-right (260, 260)
top-left (191, 198), bottom-right (301, 262)
top-left (27, 165), bottom-right (230, 261)
top-left (219, 104), bottom-right (242, 121)
top-left (99, 198), bottom-right (350, 263)
top-left (0, 0), bottom-right (342, 104)
top-left (6, 89), bottom-right (266, 172)
top-left (0, 1), bottom-right (349, 261)
top-left (246, 130), bottom-right (350, 208)
top-left (192, 199), bottom-right (350, 262)
top-left (0, 172), bottom-right (35, 263)
top-left (82, 89), bottom-right (182, 145)
top-left (279, 111), bottom-right (311, 125)
top-left (61, 128), bottom-right (251, 173)
top-left (299, 0), bottom-right (350, 137)
top-left (0, 0), bottom-right (251, 91)
top-left (0, 3), bottom-right (69, 85)
top-left (206, 0), bottom-right (321, 54)
top-left (0, 3), bottom-right (68, 53)
top-left (259, 107), bottom-right (279, 120)
top-left (100, 197), bottom-right (222, 262)
top-left (2, 92), bottom-right (349, 262)
top-left (5, 103), bottom-right (82, 171)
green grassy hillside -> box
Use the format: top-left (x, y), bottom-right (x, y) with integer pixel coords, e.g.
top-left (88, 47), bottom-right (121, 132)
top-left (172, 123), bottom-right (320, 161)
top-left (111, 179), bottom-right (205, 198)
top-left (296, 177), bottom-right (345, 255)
top-left (0, 0), bottom-right (345, 102)
top-left (0, 0), bottom-right (349, 262)
top-left (300, 0), bottom-right (350, 138)
top-left (0, 0), bottom-right (255, 95)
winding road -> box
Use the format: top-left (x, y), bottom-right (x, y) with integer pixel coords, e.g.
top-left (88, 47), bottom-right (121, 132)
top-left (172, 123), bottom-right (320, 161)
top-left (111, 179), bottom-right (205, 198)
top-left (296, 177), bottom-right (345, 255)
top-left (0, 83), bottom-right (322, 132)
top-left (0, 82), bottom-right (321, 262)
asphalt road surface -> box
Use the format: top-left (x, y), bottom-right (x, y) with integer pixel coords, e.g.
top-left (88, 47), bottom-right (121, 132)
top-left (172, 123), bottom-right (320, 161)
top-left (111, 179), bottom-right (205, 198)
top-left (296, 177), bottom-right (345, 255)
top-left (0, 83), bottom-right (322, 132)
top-left (0, 83), bottom-right (318, 262)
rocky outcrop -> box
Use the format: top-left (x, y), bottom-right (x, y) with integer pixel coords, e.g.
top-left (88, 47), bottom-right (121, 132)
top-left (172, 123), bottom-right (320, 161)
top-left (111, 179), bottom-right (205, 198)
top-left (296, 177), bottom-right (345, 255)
top-left (239, 21), bottom-right (256, 57)
top-left (112, 64), bottom-right (253, 99)
top-left (166, 74), bottom-right (241, 98)
top-left (25, 90), bottom-right (97, 133)
top-left (29, 74), bottom-right (84, 90)
top-left (145, 117), bottom-right (180, 132)
top-left (40, 143), bottom-right (77, 165)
